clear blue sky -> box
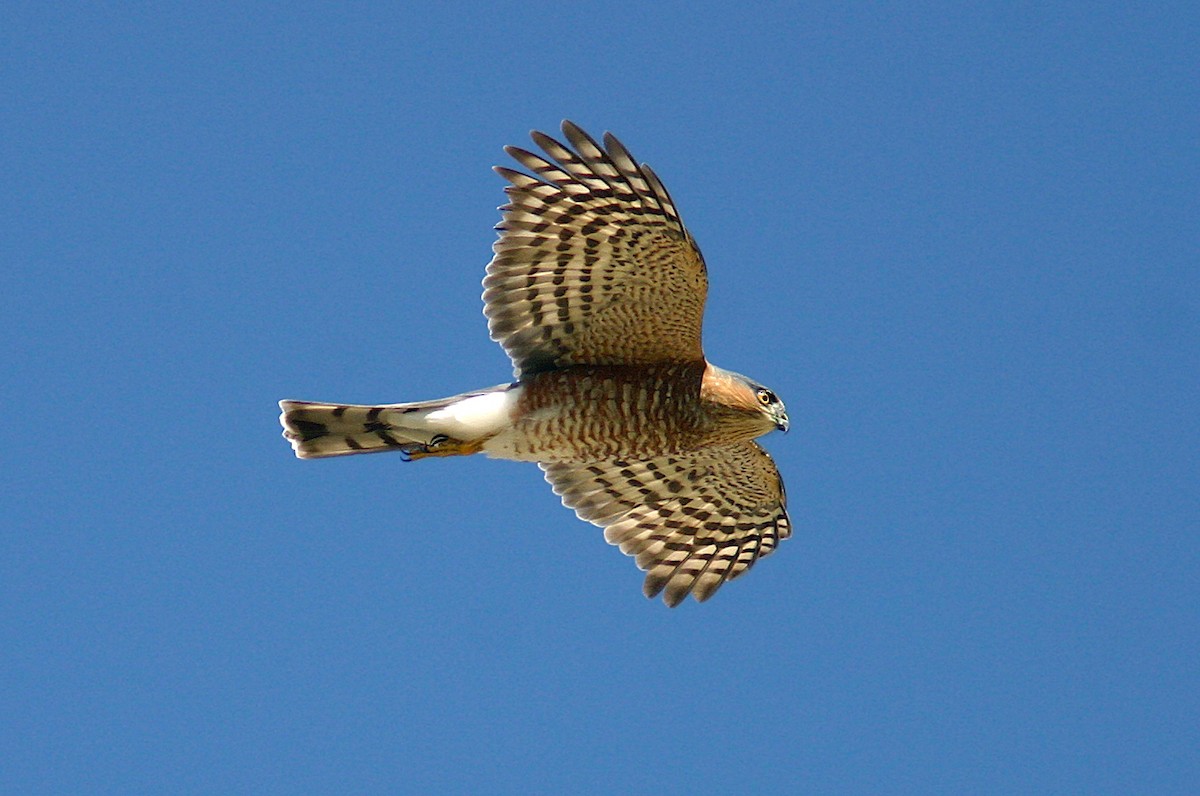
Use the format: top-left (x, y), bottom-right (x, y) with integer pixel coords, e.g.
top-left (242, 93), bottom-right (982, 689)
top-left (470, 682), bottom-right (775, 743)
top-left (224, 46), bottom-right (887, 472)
top-left (4, 3), bottom-right (1197, 793)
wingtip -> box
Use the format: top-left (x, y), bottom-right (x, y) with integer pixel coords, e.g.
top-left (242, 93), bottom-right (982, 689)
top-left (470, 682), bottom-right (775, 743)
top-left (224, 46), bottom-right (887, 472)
top-left (644, 574), bottom-right (687, 607)
top-left (662, 587), bottom-right (688, 608)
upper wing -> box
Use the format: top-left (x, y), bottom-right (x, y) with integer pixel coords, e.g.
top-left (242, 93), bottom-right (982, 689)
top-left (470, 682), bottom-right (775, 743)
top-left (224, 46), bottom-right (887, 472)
top-left (541, 442), bottom-right (790, 606)
top-left (485, 121), bottom-right (709, 378)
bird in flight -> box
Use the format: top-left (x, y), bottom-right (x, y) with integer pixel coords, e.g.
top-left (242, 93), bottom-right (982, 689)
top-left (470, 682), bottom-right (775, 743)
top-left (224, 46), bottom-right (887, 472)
top-left (280, 121), bottom-right (790, 606)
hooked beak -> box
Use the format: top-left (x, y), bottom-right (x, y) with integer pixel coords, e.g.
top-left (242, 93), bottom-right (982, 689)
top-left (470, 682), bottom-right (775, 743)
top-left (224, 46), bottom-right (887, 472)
top-left (776, 413), bottom-right (790, 433)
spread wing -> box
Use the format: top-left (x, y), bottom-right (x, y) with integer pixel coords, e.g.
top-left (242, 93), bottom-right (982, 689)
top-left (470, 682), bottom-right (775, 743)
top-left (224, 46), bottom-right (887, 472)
top-left (485, 121), bottom-right (709, 378)
top-left (541, 442), bottom-right (790, 606)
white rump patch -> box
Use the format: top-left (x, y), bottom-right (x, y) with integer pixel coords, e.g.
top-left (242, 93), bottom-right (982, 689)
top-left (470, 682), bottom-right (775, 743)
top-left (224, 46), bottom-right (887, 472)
top-left (422, 387), bottom-right (521, 439)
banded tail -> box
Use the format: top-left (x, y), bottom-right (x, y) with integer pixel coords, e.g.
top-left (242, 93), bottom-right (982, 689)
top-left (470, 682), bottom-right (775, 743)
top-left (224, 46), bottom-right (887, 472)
top-left (279, 385), bottom-right (518, 460)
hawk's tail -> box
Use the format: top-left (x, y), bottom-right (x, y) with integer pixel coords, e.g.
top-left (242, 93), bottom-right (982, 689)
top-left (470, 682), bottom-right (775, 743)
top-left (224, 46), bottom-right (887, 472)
top-left (279, 386), bottom-right (517, 459)
top-left (278, 400), bottom-right (442, 458)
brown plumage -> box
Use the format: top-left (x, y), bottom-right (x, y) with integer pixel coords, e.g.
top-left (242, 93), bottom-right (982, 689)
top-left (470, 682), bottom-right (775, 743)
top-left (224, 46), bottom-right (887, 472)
top-left (280, 121), bottom-right (790, 606)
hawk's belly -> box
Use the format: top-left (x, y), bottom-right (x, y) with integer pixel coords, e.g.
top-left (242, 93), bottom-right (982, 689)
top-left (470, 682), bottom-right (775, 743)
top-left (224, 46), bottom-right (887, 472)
top-left (479, 365), bottom-right (715, 463)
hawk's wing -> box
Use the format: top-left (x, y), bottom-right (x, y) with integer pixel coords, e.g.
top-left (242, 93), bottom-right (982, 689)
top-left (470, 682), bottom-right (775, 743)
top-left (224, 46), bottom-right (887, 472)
top-left (541, 442), bottom-right (790, 606)
top-left (485, 121), bottom-right (708, 378)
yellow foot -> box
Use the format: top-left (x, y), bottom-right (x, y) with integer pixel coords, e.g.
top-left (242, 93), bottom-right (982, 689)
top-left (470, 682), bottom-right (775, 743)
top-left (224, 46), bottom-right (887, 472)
top-left (401, 434), bottom-right (483, 461)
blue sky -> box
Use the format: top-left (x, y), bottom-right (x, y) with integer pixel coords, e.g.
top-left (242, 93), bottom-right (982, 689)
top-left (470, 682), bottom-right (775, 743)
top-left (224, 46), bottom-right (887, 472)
top-left (3, 3), bottom-right (1197, 793)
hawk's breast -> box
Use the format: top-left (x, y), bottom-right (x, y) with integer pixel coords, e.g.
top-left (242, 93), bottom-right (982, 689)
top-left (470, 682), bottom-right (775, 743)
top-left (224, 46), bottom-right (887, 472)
top-left (481, 363), bottom-right (709, 463)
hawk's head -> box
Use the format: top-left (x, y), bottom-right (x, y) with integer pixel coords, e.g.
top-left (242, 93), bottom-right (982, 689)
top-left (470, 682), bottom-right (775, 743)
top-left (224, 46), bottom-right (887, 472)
top-left (701, 365), bottom-right (789, 435)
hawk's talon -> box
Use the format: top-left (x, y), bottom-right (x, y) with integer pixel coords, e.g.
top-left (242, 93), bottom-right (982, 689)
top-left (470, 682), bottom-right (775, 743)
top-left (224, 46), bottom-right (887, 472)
top-left (400, 434), bottom-right (467, 461)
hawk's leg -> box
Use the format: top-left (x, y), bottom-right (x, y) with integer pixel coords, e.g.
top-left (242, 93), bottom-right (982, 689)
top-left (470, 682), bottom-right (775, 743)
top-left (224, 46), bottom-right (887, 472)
top-left (399, 434), bottom-right (484, 461)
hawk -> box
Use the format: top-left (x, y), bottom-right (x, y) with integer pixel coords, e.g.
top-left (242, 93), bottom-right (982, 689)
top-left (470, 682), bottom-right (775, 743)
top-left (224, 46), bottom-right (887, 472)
top-left (280, 121), bottom-right (791, 606)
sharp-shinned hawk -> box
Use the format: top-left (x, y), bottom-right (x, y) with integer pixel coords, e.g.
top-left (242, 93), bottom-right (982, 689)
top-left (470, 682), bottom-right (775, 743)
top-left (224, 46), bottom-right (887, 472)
top-left (280, 121), bottom-right (791, 606)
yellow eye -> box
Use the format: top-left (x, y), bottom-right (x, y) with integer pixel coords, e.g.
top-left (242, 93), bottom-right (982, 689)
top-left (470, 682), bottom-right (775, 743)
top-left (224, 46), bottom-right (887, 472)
top-left (757, 389), bottom-right (774, 406)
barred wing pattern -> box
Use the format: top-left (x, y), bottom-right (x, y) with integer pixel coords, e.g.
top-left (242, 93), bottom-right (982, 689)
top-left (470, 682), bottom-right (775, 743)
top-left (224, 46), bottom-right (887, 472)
top-left (541, 442), bottom-right (790, 606)
top-left (485, 121), bottom-right (709, 377)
